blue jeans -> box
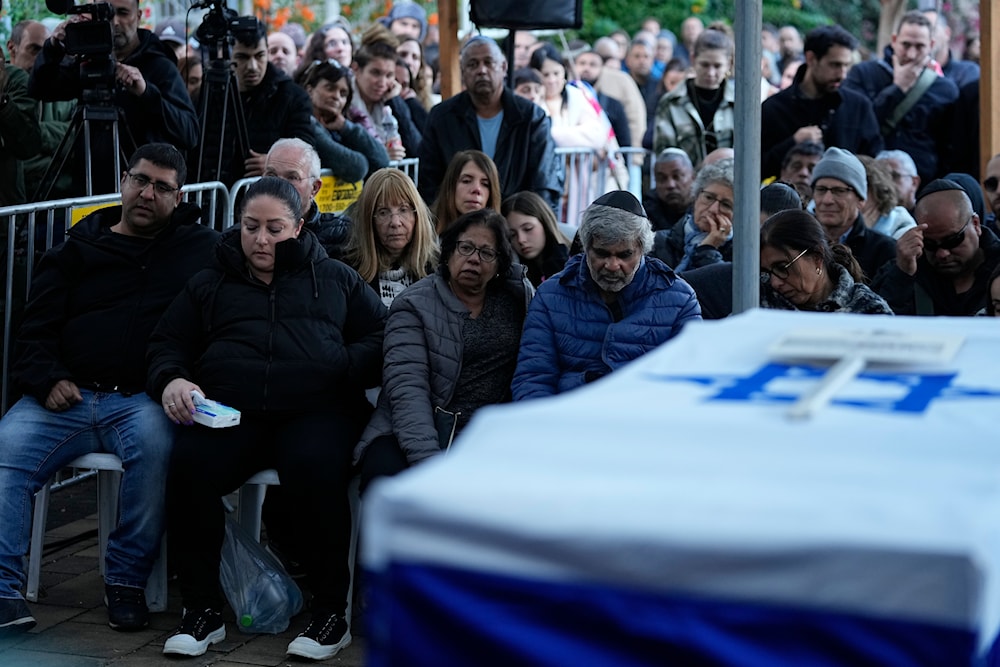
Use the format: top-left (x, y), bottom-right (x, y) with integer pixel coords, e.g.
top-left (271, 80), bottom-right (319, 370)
top-left (0, 391), bottom-right (174, 599)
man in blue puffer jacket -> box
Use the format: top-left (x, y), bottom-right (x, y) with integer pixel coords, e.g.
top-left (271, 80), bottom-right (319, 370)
top-left (512, 191), bottom-right (701, 400)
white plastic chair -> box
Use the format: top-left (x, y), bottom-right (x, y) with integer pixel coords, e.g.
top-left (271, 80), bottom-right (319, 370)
top-left (27, 453), bottom-right (168, 611)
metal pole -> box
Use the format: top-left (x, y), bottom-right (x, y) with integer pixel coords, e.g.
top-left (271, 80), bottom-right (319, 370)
top-left (732, 0), bottom-right (762, 315)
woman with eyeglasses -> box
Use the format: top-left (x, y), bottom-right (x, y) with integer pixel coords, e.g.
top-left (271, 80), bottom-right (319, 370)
top-left (760, 209), bottom-right (893, 313)
top-left (651, 157), bottom-right (735, 271)
top-left (353, 209), bottom-right (533, 494)
top-left (652, 29), bottom-right (736, 167)
top-left (298, 59), bottom-right (389, 183)
top-left (344, 168), bottom-right (438, 307)
top-left (432, 150), bottom-right (502, 234)
top-left (296, 17), bottom-right (354, 75)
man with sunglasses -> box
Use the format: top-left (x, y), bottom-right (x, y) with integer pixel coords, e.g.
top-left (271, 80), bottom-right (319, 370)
top-left (0, 143), bottom-right (218, 636)
top-left (873, 179), bottom-right (1000, 315)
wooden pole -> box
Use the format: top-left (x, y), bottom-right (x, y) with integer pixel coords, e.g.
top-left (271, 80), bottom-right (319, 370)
top-left (439, 0), bottom-right (461, 99)
top-left (980, 0), bottom-right (998, 174)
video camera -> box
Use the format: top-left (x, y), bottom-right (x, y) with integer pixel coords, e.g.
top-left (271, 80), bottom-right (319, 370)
top-left (191, 0), bottom-right (259, 54)
top-left (45, 0), bottom-right (115, 57)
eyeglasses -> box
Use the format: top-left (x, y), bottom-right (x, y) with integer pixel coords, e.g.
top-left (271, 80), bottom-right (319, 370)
top-left (813, 185), bottom-right (855, 198)
top-left (984, 177), bottom-right (999, 192)
top-left (124, 172), bottom-right (180, 196)
top-left (760, 247), bottom-right (809, 283)
top-left (697, 190), bottom-right (734, 215)
top-left (455, 240), bottom-right (498, 263)
top-left (923, 219), bottom-right (970, 253)
top-left (263, 170), bottom-right (313, 183)
top-left (374, 206), bottom-right (416, 224)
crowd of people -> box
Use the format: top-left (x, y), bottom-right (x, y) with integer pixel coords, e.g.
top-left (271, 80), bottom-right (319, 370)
top-left (1, 1), bottom-right (999, 663)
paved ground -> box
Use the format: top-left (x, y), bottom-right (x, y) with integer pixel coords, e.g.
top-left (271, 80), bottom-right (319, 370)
top-left (0, 478), bottom-right (366, 666)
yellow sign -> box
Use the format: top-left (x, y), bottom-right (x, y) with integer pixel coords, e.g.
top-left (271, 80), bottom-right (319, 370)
top-left (70, 202), bottom-right (119, 226)
top-left (316, 176), bottom-right (362, 214)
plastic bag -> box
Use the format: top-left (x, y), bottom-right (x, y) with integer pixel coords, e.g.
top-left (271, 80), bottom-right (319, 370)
top-left (219, 517), bottom-right (304, 634)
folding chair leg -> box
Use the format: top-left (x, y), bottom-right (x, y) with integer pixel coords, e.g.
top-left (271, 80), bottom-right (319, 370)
top-left (26, 482), bottom-right (53, 602)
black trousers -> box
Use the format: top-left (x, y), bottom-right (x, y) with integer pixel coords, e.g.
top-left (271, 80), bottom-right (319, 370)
top-left (358, 434), bottom-right (409, 496)
top-left (167, 410), bottom-right (360, 614)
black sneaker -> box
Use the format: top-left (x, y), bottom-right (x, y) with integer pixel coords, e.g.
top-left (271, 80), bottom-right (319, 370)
top-left (286, 611), bottom-right (351, 660)
top-left (163, 608), bottom-right (226, 657)
top-left (0, 597), bottom-right (36, 634)
top-left (104, 584), bottom-right (149, 631)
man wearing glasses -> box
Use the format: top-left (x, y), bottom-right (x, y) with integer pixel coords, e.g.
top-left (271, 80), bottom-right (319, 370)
top-left (0, 144), bottom-right (218, 636)
top-left (873, 179), bottom-right (1000, 315)
top-left (263, 138), bottom-right (350, 259)
top-left (810, 147), bottom-right (896, 282)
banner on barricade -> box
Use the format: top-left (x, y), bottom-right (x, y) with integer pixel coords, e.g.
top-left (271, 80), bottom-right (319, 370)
top-left (316, 177), bottom-right (362, 214)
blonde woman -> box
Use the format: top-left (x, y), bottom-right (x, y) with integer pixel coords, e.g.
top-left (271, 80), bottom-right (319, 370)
top-left (345, 168), bottom-right (438, 306)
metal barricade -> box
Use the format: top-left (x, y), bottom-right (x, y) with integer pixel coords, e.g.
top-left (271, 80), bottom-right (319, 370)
top-left (616, 147), bottom-right (655, 200)
top-left (555, 147), bottom-right (598, 227)
top-left (390, 157), bottom-right (420, 185)
top-left (0, 182), bottom-right (229, 414)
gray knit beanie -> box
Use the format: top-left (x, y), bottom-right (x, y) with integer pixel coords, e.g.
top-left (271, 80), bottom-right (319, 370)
top-left (810, 147), bottom-right (866, 200)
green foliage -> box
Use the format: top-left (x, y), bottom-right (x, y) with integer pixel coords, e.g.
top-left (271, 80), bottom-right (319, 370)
top-left (579, 0), bottom-right (884, 52)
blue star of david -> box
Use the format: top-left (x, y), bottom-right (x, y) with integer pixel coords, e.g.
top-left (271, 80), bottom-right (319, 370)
top-left (644, 363), bottom-right (1000, 414)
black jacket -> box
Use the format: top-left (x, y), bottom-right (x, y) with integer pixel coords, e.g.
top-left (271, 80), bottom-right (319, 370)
top-left (642, 192), bottom-right (687, 232)
top-left (841, 213), bottom-right (897, 284)
top-left (872, 226), bottom-right (1000, 316)
top-left (417, 88), bottom-right (563, 210)
top-left (842, 47), bottom-right (958, 184)
top-left (761, 66), bottom-right (883, 180)
top-left (13, 203), bottom-right (218, 403)
top-left (147, 227), bottom-right (386, 412)
top-left (597, 91), bottom-right (631, 149)
top-left (303, 200), bottom-right (351, 261)
top-left (30, 30), bottom-right (199, 151)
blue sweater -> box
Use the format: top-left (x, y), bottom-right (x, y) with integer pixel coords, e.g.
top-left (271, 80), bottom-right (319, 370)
top-left (512, 253), bottom-right (701, 400)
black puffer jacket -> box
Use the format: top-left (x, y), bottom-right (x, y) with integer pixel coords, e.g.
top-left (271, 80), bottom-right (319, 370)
top-left (14, 203), bottom-right (218, 402)
top-left (147, 227), bottom-right (387, 412)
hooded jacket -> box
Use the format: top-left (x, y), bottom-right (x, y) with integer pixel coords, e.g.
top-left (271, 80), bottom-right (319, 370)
top-left (30, 29), bottom-right (199, 150)
top-left (13, 203), bottom-right (218, 403)
top-left (417, 88), bottom-right (563, 210)
top-left (511, 253), bottom-right (701, 400)
top-left (147, 227), bottom-right (386, 412)
top-left (761, 65), bottom-right (883, 180)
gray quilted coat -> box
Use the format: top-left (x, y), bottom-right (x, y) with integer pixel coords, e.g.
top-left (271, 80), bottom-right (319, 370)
top-left (353, 265), bottom-right (533, 466)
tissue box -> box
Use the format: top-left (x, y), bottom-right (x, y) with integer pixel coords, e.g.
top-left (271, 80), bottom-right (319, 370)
top-left (192, 397), bottom-right (241, 428)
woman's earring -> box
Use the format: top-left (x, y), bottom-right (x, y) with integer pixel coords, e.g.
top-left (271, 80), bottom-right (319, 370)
top-left (816, 267), bottom-right (822, 275)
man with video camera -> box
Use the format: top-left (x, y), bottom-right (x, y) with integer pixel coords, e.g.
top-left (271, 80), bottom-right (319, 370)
top-left (29, 0), bottom-right (199, 180)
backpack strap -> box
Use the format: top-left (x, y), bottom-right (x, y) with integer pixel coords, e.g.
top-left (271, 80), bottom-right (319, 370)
top-left (881, 67), bottom-right (937, 136)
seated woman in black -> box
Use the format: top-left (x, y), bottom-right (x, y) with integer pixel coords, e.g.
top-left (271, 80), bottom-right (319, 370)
top-left (148, 177), bottom-right (386, 661)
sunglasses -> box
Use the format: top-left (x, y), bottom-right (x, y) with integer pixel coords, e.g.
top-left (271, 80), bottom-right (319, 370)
top-left (303, 58), bottom-right (351, 81)
top-left (923, 219), bottom-right (970, 253)
top-left (984, 177), bottom-right (999, 192)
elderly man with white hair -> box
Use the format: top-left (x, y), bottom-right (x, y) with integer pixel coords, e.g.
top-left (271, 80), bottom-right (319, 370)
top-left (512, 191), bottom-right (701, 400)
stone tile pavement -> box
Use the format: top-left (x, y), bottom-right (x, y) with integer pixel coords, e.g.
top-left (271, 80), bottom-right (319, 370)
top-left (0, 482), bottom-right (366, 667)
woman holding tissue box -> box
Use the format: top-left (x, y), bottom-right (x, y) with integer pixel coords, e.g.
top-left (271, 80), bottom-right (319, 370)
top-left (147, 177), bottom-right (386, 660)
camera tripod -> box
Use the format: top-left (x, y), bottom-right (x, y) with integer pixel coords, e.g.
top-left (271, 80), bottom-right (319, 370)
top-left (33, 88), bottom-right (133, 201)
top-left (192, 55), bottom-right (250, 186)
